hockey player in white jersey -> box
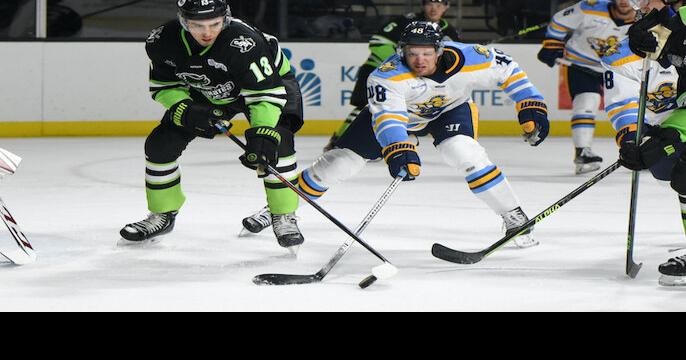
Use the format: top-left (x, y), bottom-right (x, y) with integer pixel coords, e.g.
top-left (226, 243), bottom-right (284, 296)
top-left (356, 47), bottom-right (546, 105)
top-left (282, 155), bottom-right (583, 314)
top-left (244, 22), bottom-right (550, 248)
top-left (539, 0), bottom-right (638, 174)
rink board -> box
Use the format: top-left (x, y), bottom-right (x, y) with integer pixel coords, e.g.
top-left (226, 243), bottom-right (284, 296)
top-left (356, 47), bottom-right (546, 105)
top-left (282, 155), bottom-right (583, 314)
top-left (0, 42), bottom-right (614, 137)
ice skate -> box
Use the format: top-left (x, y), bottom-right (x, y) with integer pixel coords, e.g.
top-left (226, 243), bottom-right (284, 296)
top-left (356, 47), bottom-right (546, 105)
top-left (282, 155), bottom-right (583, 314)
top-left (574, 148), bottom-right (603, 175)
top-left (659, 255), bottom-right (686, 286)
top-left (240, 206), bottom-right (272, 237)
top-left (272, 213), bottom-right (304, 255)
top-left (119, 211), bottom-right (177, 244)
top-left (502, 207), bottom-right (539, 249)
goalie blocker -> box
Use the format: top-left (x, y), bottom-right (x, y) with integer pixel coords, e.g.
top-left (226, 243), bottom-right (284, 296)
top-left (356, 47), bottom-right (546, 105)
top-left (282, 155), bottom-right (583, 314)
top-left (0, 148), bottom-right (36, 265)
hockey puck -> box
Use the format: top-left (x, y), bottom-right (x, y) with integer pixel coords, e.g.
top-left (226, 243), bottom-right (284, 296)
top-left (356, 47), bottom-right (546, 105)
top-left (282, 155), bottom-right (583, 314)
top-left (358, 275), bottom-right (378, 289)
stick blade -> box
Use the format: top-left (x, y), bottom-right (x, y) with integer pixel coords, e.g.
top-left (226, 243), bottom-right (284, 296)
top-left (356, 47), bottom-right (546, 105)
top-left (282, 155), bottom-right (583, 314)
top-left (431, 243), bottom-right (485, 265)
top-left (359, 275), bottom-right (377, 289)
top-left (371, 262), bottom-right (398, 280)
top-left (252, 273), bottom-right (322, 286)
top-left (627, 261), bottom-right (643, 279)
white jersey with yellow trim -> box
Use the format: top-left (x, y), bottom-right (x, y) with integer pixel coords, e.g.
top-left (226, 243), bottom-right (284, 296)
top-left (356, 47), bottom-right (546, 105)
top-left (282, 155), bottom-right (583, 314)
top-left (367, 42), bottom-right (546, 148)
top-left (601, 38), bottom-right (679, 139)
top-left (546, 0), bottom-right (634, 73)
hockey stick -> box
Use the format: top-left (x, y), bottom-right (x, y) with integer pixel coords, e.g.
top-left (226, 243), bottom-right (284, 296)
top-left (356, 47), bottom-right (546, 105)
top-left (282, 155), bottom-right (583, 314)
top-left (486, 22), bottom-right (549, 45)
top-left (0, 198), bottom-right (36, 265)
top-left (432, 161), bottom-right (622, 265)
top-left (215, 122), bottom-right (399, 283)
top-left (254, 169), bottom-right (406, 287)
top-left (625, 58), bottom-right (652, 279)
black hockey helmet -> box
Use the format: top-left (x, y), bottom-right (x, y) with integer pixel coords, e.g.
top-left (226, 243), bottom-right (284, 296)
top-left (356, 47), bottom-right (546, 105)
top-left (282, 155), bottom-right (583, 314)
top-left (422, 0), bottom-right (450, 5)
top-left (177, 0), bottom-right (232, 29)
top-left (397, 21), bottom-right (444, 58)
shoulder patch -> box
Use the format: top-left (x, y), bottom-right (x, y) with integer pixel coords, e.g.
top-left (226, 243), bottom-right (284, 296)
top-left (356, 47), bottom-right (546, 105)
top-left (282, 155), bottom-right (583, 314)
top-left (473, 45), bottom-right (491, 58)
top-left (230, 36), bottom-right (256, 53)
top-left (379, 61), bottom-right (398, 73)
top-left (147, 26), bottom-right (164, 44)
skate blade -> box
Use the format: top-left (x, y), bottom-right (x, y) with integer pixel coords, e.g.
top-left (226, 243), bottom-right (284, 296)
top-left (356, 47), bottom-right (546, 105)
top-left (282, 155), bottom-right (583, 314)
top-left (117, 236), bottom-right (164, 247)
top-left (575, 163), bottom-right (602, 175)
top-left (286, 245), bottom-right (300, 257)
top-left (659, 275), bottom-right (686, 287)
top-left (238, 227), bottom-right (253, 238)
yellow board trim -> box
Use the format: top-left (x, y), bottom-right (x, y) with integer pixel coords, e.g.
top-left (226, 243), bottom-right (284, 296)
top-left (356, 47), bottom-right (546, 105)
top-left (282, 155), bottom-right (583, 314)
top-left (0, 120), bottom-right (619, 138)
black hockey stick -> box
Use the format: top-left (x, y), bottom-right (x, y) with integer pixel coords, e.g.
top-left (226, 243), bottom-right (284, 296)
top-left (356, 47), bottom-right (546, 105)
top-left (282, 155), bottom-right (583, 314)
top-left (215, 122), bottom-right (399, 282)
top-left (432, 161), bottom-right (622, 265)
top-left (485, 22), bottom-right (549, 44)
top-left (254, 169), bottom-right (406, 287)
top-left (625, 58), bottom-right (652, 278)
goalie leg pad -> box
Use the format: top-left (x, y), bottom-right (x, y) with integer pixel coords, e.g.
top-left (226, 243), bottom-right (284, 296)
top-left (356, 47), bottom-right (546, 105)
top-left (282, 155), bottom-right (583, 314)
top-left (437, 135), bottom-right (520, 215)
top-left (298, 148), bottom-right (367, 199)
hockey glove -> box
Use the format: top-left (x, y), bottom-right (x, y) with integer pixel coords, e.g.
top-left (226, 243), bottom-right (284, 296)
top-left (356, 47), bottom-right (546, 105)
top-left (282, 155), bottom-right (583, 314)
top-left (517, 100), bottom-right (549, 146)
top-left (620, 127), bottom-right (682, 171)
top-left (628, 7), bottom-right (674, 59)
top-left (169, 100), bottom-right (225, 139)
top-left (383, 141), bottom-right (421, 181)
top-left (241, 126), bottom-right (281, 171)
top-left (537, 39), bottom-right (565, 68)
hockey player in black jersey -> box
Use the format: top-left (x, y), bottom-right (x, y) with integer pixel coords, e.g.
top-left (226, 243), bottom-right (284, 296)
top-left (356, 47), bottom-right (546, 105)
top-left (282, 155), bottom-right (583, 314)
top-left (322, 0), bottom-right (460, 152)
top-left (120, 0), bottom-right (305, 250)
top-left (625, 0), bottom-right (686, 285)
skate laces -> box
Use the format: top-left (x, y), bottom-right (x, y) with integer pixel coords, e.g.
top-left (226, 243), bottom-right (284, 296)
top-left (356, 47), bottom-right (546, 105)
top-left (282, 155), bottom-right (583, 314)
top-left (250, 207), bottom-right (272, 228)
top-left (666, 255), bottom-right (686, 267)
top-left (503, 208), bottom-right (528, 229)
top-left (130, 213), bottom-right (171, 234)
top-left (272, 213), bottom-right (300, 235)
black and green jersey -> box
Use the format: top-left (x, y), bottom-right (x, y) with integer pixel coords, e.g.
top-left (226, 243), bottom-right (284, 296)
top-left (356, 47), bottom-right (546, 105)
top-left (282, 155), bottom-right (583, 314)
top-left (146, 19), bottom-right (292, 129)
top-left (659, 7), bottom-right (686, 137)
top-left (365, 12), bottom-right (460, 68)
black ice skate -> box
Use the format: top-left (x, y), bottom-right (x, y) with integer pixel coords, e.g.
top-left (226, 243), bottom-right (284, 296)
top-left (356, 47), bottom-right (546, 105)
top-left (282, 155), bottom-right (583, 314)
top-left (272, 213), bottom-right (304, 254)
top-left (574, 147), bottom-right (603, 175)
top-left (659, 255), bottom-right (686, 286)
top-left (502, 207), bottom-right (539, 249)
top-left (240, 206), bottom-right (272, 236)
top-left (120, 211), bottom-right (177, 243)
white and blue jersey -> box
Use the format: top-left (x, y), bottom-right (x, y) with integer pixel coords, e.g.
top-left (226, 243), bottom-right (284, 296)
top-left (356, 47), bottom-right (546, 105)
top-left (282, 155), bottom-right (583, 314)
top-left (602, 38), bottom-right (679, 144)
top-left (366, 41), bottom-right (546, 148)
top-left (546, 0), bottom-right (634, 73)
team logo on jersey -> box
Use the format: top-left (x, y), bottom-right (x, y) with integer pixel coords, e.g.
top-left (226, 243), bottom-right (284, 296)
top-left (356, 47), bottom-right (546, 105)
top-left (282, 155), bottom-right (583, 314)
top-left (588, 36), bottom-right (622, 58)
top-left (379, 61), bottom-right (398, 73)
top-left (147, 26), bottom-right (164, 43)
top-left (473, 45), bottom-right (490, 58)
top-left (648, 82), bottom-right (678, 114)
top-left (208, 59), bottom-right (228, 72)
top-left (231, 36), bottom-right (256, 53)
top-left (415, 95), bottom-right (451, 118)
top-left (586, 0), bottom-right (599, 5)
top-left (177, 72), bottom-right (212, 87)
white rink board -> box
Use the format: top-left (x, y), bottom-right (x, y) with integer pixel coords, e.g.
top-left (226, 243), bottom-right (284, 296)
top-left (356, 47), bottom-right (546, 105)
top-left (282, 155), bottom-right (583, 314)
top-left (0, 42), bottom-right (586, 124)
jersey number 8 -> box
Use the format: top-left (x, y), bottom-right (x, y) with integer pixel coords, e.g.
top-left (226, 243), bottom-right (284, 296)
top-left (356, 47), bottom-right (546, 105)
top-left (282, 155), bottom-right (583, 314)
top-left (367, 85), bottom-right (387, 103)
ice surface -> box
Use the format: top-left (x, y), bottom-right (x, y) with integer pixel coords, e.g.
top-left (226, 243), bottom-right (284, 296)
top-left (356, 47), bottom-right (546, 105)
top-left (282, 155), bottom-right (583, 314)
top-left (0, 136), bottom-right (684, 312)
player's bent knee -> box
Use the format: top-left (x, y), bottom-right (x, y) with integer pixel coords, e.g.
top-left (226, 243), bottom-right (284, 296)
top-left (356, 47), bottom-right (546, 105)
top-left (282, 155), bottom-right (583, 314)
top-left (572, 92), bottom-right (601, 114)
top-left (437, 135), bottom-right (490, 173)
top-left (309, 148), bottom-right (367, 186)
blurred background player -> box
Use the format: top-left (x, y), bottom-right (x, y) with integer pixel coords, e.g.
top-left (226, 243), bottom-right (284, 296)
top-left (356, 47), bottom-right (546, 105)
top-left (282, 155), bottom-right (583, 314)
top-left (538, 0), bottom-right (638, 174)
top-left (625, 0), bottom-right (686, 285)
top-left (322, 0), bottom-right (460, 152)
top-left (245, 22), bottom-right (550, 248)
top-left (120, 0), bottom-right (306, 251)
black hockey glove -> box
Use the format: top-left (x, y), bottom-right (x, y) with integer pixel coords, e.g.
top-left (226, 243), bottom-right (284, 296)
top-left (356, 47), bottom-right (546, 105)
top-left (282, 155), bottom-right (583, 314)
top-left (383, 141), bottom-right (421, 181)
top-left (169, 100), bottom-right (225, 139)
top-left (241, 126), bottom-right (281, 171)
top-left (620, 127), bottom-right (682, 171)
top-left (628, 7), bottom-right (673, 58)
top-left (517, 100), bottom-right (550, 146)
top-left (537, 39), bottom-right (565, 68)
